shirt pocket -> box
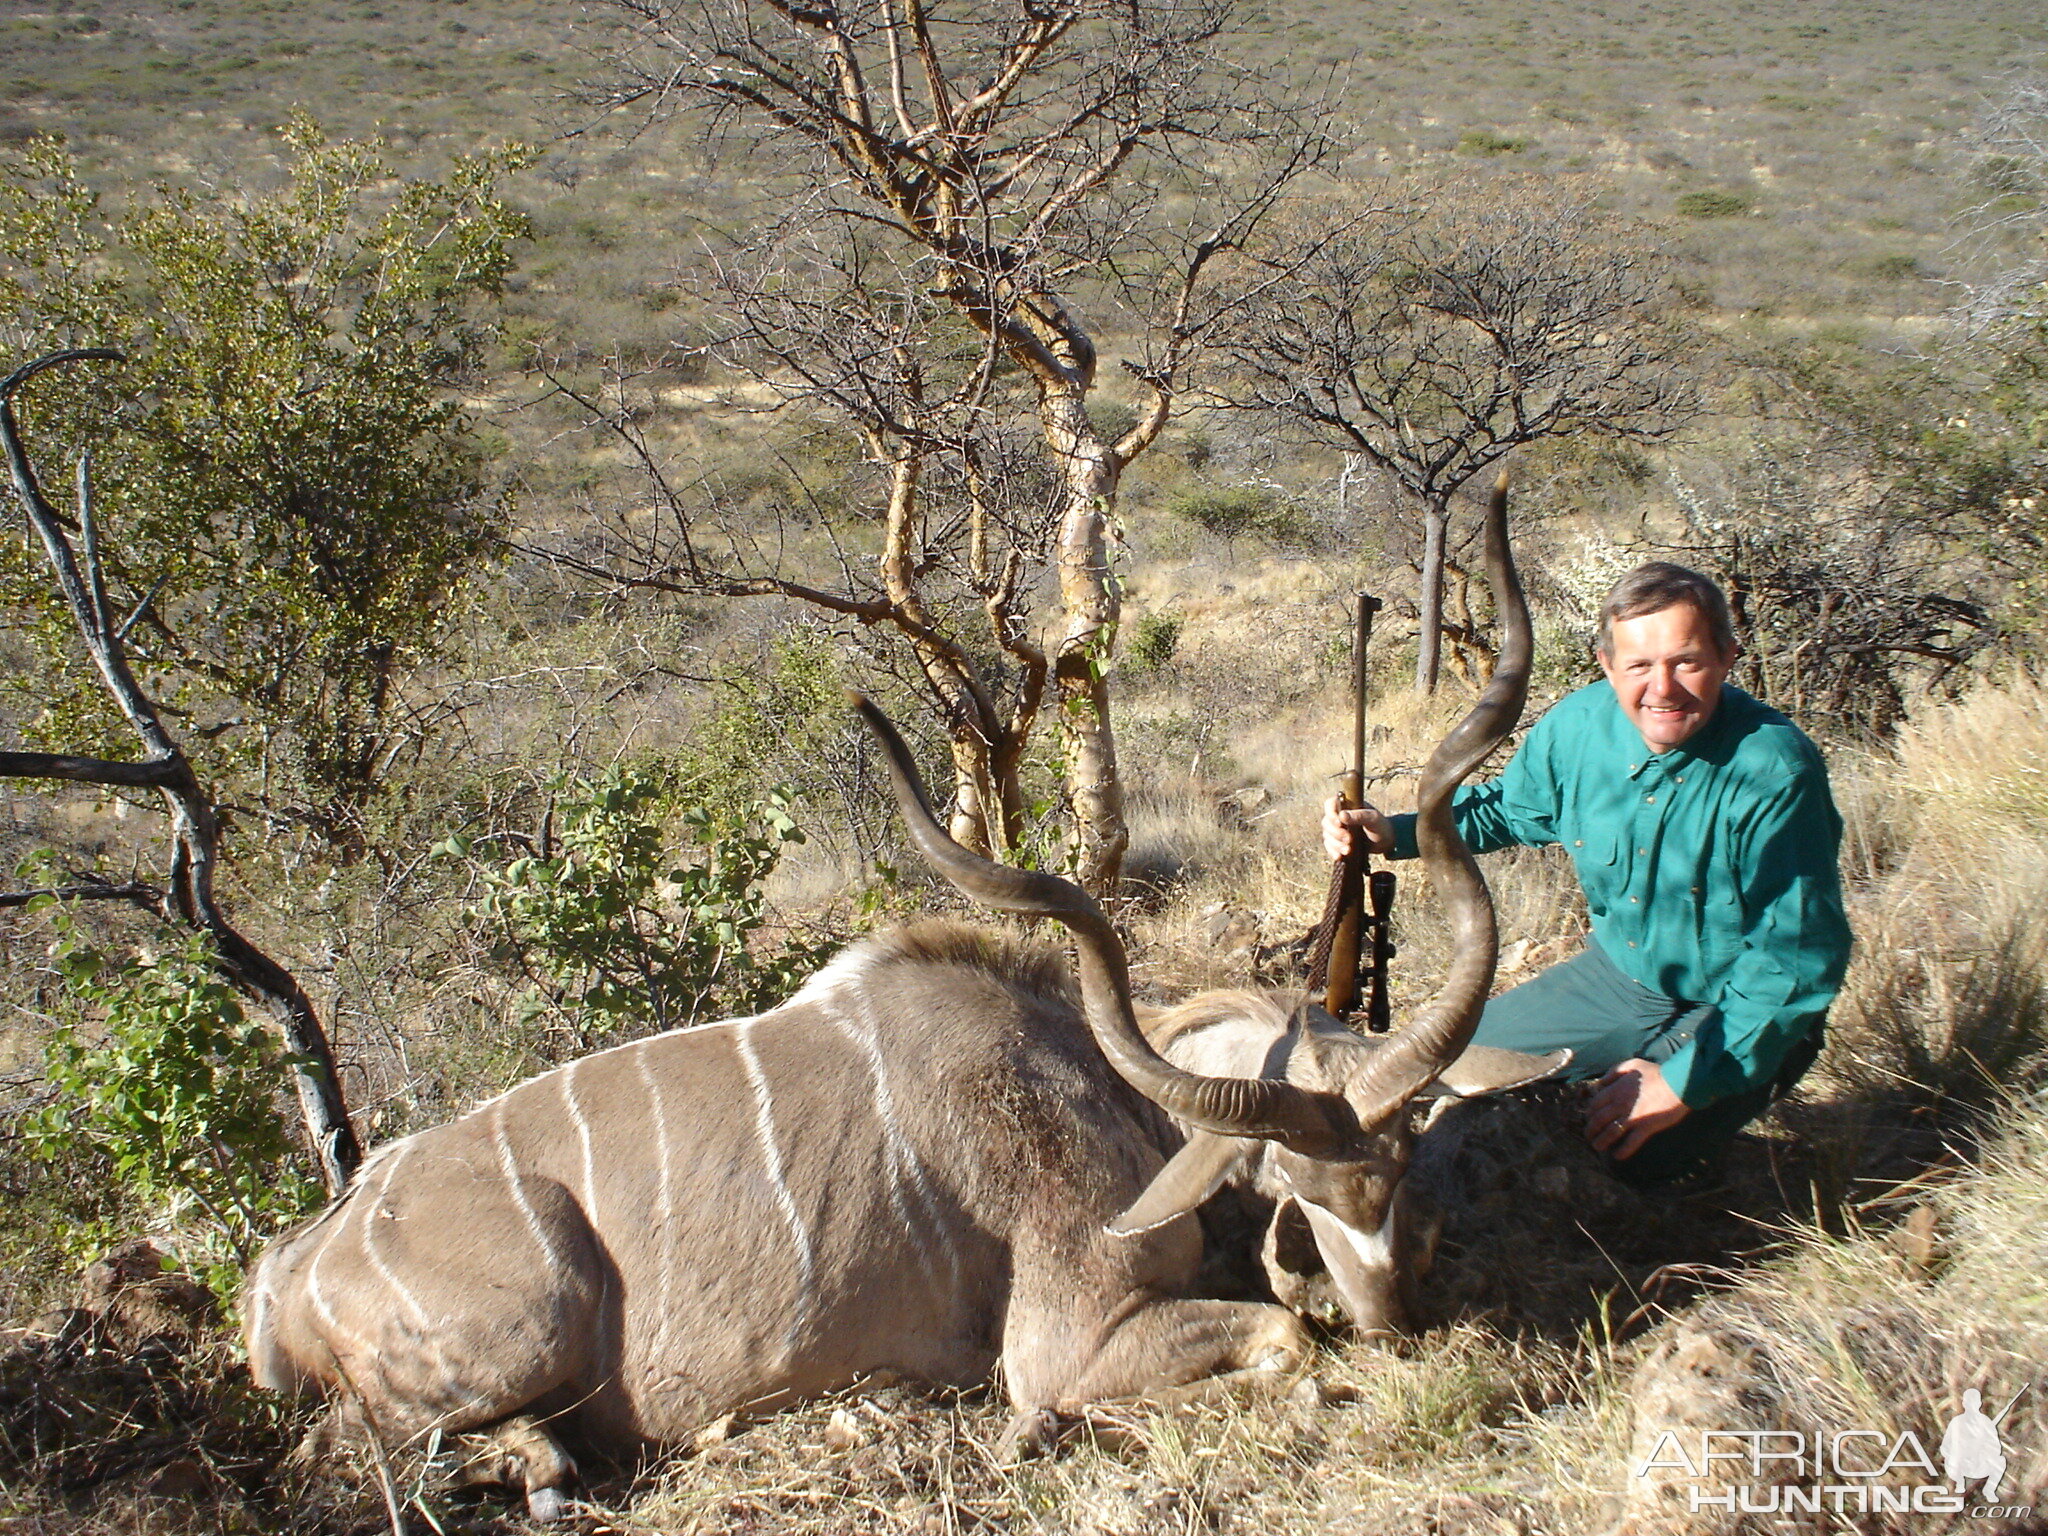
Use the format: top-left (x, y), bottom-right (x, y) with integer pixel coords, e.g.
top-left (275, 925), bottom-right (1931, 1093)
top-left (1698, 882), bottom-right (1747, 969)
top-left (1567, 827), bottom-right (1624, 917)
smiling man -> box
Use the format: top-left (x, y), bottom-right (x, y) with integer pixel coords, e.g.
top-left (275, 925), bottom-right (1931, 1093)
top-left (1325, 563), bottom-right (1853, 1185)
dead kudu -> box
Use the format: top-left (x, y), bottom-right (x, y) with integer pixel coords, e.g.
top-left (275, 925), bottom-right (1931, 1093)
top-left (245, 488), bottom-right (1556, 1518)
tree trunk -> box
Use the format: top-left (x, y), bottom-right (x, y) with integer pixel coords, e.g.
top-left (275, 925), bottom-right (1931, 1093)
top-left (945, 734), bottom-right (1003, 858)
top-left (164, 762), bottom-right (363, 1196)
top-left (1043, 390), bottom-right (1129, 894)
top-left (1415, 499), bottom-right (1450, 694)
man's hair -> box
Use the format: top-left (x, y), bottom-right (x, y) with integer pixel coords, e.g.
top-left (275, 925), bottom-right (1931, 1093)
top-left (1596, 562), bottom-right (1740, 658)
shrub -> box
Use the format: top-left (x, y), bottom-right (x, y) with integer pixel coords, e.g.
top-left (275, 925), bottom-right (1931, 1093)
top-left (1165, 484), bottom-right (1317, 550)
top-left (24, 924), bottom-right (320, 1289)
top-left (1126, 610), bottom-right (1184, 672)
top-left (1972, 153), bottom-right (2039, 196)
top-left (454, 765), bottom-right (826, 1047)
top-left (1456, 129), bottom-right (1530, 156)
top-left (1854, 253), bottom-right (1927, 281)
top-left (0, 123), bottom-right (529, 847)
top-left (1674, 188), bottom-right (1753, 218)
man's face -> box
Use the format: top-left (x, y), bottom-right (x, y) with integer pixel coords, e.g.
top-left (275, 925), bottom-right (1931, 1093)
top-left (1598, 603), bottom-right (1735, 753)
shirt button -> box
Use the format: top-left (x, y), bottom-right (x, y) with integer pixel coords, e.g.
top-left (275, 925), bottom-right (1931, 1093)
top-left (1573, 839), bottom-right (1583, 847)
top-left (1630, 895), bottom-right (1639, 903)
top-left (1628, 940), bottom-right (1638, 948)
top-left (1676, 776), bottom-right (1685, 784)
top-left (1637, 848), bottom-right (1648, 857)
top-left (1645, 795), bottom-right (1656, 804)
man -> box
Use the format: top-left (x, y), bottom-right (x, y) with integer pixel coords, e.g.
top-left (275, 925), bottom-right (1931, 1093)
top-left (1324, 563), bottom-right (1852, 1184)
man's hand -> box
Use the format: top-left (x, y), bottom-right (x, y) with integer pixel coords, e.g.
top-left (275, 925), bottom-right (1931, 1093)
top-left (1322, 794), bottom-right (1395, 861)
top-left (1585, 1059), bottom-right (1690, 1160)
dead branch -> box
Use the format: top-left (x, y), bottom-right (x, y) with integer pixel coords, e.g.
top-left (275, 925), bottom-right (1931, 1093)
top-left (0, 350), bottom-right (360, 1194)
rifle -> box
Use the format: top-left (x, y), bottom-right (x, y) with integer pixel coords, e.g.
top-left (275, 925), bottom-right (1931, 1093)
top-left (1322, 591), bottom-right (1394, 1030)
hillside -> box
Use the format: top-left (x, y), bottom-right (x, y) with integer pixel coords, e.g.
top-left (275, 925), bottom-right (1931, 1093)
top-left (7, 0), bottom-right (2044, 351)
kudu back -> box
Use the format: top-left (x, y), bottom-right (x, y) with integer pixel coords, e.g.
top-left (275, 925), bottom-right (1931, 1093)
top-left (245, 481), bottom-right (1557, 1517)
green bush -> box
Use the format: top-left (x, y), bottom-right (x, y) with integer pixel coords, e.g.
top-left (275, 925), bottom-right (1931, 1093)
top-left (1853, 253), bottom-right (1927, 281)
top-left (0, 122), bottom-right (528, 845)
top-left (1455, 129), bottom-right (1530, 156)
top-left (684, 626), bottom-right (850, 827)
top-left (1165, 484), bottom-right (1316, 549)
top-left (1675, 188), bottom-right (1754, 218)
top-left (1126, 610), bottom-right (1184, 671)
top-left (1972, 154), bottom-right (2039, 196)
top-left (452, 765), bottom-right (826, 1046)
top-left (25, 924), bottom-right (320, 1288)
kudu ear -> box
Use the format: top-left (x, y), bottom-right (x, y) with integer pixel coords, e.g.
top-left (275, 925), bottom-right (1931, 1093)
top-left (1424, 1045), bottom-right (1572, 1099)
top-left (1106, 1131), bottom-right (1255, 1237)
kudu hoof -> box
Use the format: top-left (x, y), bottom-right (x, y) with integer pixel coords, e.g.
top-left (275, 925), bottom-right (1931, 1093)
top-left (525, 1485), bottom-right (572, 1523)
top-left (998, 1407), bottom-right (1065, 1464)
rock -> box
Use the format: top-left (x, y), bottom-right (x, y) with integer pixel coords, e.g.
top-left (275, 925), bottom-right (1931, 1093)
top-left (77, 1239), bottom-right (215, 1351)
top-left (1618, 1320), bottom-right (1757, 1534)
top-left (139, 1457), bottom-right (211, 1501)
top-left (1200, 906), bottom-right (1260, 951)
top-left (1217, 786), bottom-right (1272, 827)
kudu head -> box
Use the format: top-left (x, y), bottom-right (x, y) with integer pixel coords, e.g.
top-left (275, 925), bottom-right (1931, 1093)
top-left (856, 474), bottom-right (1563, 1338)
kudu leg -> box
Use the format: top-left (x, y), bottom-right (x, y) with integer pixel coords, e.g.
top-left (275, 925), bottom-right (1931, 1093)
top-left (1001, 1291), bottom-right (1307, 1444)
top-left (453, 1413), bottom-right (580, 1522)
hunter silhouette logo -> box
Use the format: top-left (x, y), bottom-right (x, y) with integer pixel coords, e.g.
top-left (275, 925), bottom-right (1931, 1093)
top-left (1634, 1382), bottom-right (2033, 1519)
top-left (1942, 1388), bottom-right (2020, 1503)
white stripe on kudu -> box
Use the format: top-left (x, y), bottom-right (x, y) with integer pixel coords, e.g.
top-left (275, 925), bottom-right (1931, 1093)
top-left (734, 1018), bottom-right (813, 1353)
top-left (359, 1142), bottom-right (436, 1335)
top-left (835, 981), bottom-right (956, 1287)
top-left (635, 1041), bottom-right (678, 1359)
top-left (562, 1058), bottom-right (598, 1228)
top-left (492, 1100), bottom-right (569, 1271)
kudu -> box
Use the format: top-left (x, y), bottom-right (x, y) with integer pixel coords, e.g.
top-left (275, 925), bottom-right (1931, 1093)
top-left (245, 486), bottom-right (1557, 1519)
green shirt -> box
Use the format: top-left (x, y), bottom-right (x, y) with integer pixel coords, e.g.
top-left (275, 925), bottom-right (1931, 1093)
top-left (1389, 682), bottom-right (1851, 1110)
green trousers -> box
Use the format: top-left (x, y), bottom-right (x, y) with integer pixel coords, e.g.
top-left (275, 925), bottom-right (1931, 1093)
top-left (1469, 940), bottom-right (1821, 1186)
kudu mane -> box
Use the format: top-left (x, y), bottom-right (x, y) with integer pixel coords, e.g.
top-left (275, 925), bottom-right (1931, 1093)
top-left (800, 917), bottom-right (1079, 1013)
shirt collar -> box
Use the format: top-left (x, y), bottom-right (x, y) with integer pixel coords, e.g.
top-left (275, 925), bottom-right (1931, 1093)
top-left (1611, 688), bottom-right (1741, 776)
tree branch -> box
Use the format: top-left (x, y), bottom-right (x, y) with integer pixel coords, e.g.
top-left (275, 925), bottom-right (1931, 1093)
top-left (0, 882), bottom-right (161, 911)
top-left (0, 750), bottom-right (183, 788)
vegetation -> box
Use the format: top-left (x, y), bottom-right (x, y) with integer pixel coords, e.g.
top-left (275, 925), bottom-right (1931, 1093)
top-left (26, 928), bottom-right (319, 1290)
top-left (1216, 185), bottom-right (1696, 690)
top-left (0, 123), bottom-right (528, 847)
top-left (0, 5), bottom-right (2046, 1534)
top-left (1674, 187), bottom-right (1754, 218)
top-left (454, 765), bottom-right (823, 1047)
top-left (533, 0), bottom-right (1338, 892)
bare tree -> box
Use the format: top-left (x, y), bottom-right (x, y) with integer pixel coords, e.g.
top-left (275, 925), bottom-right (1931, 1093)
top-left (0, 352), bottom-right (359, 1194)
top-left (1959, 73), bottom-right (2048, 332)
top-left (1218, 183), bottom-right (1696, 692)
top-left (528, 214), bottom-right (1060, 858)
top-left (565, 0), bottom-right (1329, 889)
top-left (1668, 433), bottom-right (1995, 738)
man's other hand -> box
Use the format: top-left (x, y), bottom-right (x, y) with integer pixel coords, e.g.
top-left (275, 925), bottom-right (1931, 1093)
top-left (1322, 794), bottom-right (1395, 861)
top-left (1585, 1059), bottom-right (1690, 1160)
